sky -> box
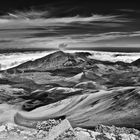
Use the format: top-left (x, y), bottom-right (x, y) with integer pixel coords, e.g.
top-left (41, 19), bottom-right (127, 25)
top-left (0, 0), bottom-right (140, 52)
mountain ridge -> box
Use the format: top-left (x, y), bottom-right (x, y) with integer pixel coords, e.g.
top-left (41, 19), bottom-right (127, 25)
top-left (3, 51), bottom-right (138, 74)
top-left (3, 51), bottom-right (91, 73)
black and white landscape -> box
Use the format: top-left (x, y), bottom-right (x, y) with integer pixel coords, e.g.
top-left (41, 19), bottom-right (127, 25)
top-left (0, 0), bottom-right (140, 139)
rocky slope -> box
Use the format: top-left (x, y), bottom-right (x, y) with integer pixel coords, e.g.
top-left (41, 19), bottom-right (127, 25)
top-left (0, 119), bottom-right (139, 140)
top-left (14, 86), bottom-right (140, 129)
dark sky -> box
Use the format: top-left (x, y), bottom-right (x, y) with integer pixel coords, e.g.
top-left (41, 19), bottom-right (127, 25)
top-left (0, 0), bottom-right (140, 15)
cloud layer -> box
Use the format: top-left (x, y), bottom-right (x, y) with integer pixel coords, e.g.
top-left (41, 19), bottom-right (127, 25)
top-left (0, 9), bottom-right (140, 52)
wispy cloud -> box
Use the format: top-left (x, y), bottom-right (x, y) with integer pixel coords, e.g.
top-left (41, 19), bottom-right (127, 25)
top-left (119, 9), bottom-right (140, 14)
top-left (119, 9), bottom-right (136, 13)
top-left (1, 10), bottom-right (50, 19)
top-left (0, 14), bottom-right (127, 29)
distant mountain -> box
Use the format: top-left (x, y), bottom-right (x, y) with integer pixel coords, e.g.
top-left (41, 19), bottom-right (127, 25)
top-left (4, 51), bottom-right (135, 74)
top-left (5, 51), bottom-right (91, 73)
top-left (131, 58), bottom-right (140, 66)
